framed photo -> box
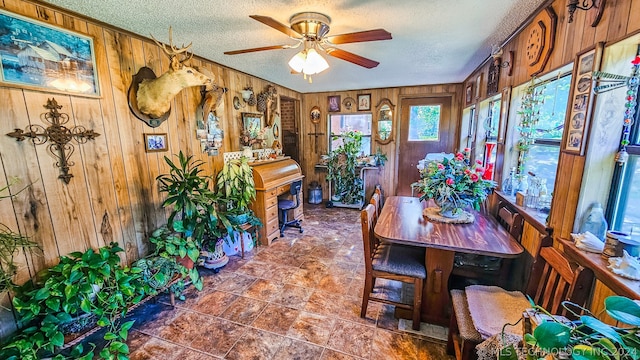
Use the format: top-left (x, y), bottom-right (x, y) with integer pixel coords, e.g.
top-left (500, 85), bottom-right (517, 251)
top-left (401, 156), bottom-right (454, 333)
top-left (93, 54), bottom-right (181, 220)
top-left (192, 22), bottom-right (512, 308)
top-left (475, 73), bottom-right (482, 99)
top-left (328, 95), bottom-right (341, 112)
top-left (144, 133), bottom-right (167, 152)
top-left (465, 83), bottom-right (474, 106)
top-left (242, 112), bottom-right (263, 138)
top-left (357, 94), bottom-right (371, 111)
top-left (0, 9), bottom-right (100, 97)
top-left (563, 42), bottom-right (604, 155)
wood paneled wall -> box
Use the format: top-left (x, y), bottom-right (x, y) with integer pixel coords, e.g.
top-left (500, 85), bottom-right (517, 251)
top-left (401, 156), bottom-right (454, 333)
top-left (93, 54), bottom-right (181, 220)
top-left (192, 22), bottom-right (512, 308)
top-left (300, 84), bottom-right (463, 202)
top-left (0, 0), bottom-right (301, 294)
top-left (463, 0), bottom-right (640, 312)
top-left (464, 0), bottom-right (640, 243)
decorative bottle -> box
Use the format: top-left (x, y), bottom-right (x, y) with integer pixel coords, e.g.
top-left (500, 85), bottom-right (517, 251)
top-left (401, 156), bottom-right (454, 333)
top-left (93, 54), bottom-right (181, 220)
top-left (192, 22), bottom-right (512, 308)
top-left (502, 167), bottom-right (516, 196)
top-left (579, 203), bottom-right (608, 241)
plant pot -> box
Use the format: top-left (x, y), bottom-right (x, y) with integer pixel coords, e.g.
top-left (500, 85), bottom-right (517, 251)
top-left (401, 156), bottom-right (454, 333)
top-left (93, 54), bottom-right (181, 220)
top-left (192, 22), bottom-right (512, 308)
top-left (242, 146), bottom-right (253, 159)
top-left (176, 255), bottom-right (194, 270)
top-left (202, 238), bottom-right (228, 270)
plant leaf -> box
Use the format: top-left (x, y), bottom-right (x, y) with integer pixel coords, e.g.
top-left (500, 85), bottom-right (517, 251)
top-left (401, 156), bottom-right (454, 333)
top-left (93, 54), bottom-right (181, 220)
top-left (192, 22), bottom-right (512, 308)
top-left (605, 296), bottom-right (640, 326)
top-left (532, 321), bottom-right (571, 351)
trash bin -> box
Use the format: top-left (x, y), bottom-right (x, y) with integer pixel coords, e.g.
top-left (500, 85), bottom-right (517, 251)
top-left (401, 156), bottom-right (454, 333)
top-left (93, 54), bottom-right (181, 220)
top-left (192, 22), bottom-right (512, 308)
top-left (308, 181), bottom-right (323, 204)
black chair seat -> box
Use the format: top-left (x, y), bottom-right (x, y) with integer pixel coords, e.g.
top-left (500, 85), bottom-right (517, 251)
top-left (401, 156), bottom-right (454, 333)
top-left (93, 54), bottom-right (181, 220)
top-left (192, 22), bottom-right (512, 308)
top-left (278, 199), bottom-right (296, 210)
top-left (373, 244), bottom-right (426, 279)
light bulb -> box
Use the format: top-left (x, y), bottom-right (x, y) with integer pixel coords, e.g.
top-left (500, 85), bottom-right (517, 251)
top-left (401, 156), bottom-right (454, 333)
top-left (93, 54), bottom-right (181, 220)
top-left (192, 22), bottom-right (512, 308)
top-left (288, 50), bottom-right (307, 73)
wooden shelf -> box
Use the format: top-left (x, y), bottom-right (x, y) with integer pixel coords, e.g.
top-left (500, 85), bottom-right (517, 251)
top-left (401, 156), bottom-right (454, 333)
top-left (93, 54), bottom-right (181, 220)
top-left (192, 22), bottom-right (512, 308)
top-left (494, 191), bottom-right (551, 235)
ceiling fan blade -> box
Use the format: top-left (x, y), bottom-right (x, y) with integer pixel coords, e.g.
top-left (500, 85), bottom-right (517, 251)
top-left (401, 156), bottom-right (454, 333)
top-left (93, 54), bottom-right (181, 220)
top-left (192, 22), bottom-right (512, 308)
top-left (249, 15), bottom-right (301, 38)
top-left (325, 48), bottom-right (380, 69)
top-left (224, 45), bottom-right (290, 55)
top-left (326, 29), bottom-right (392, 44)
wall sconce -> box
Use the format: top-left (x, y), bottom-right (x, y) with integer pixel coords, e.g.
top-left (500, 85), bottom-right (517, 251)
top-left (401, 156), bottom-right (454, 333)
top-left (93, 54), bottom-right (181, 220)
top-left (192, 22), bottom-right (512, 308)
top-left (491, 45), bottom-right (514, 76)
top-left (233, 87), bottom-right (255, 110)
top-left (567, 0), bottom-right (606, 25)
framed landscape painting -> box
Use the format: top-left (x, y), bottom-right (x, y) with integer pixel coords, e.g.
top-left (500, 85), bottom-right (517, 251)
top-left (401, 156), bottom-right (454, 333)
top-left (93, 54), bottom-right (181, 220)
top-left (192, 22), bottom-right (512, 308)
top-left (0, 9), bottom-right (100, 96)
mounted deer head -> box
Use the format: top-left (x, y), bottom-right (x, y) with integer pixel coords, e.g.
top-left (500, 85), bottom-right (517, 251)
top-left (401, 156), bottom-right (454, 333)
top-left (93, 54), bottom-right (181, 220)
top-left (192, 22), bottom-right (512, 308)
top-left (128, 27), bottom-right (213, 127)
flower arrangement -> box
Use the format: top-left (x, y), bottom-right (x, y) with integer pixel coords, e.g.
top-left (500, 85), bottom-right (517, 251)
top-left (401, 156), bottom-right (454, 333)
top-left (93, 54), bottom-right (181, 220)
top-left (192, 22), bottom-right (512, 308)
top-left (239, 127), bottom-right (268, 147)
top-left (412, 148), bottom-right (496, 215)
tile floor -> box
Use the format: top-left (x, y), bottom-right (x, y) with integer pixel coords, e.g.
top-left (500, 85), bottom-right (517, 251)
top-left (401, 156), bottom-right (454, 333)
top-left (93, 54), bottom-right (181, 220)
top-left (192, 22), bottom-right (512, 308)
top-left (122, 205), bottom-right (451, 360)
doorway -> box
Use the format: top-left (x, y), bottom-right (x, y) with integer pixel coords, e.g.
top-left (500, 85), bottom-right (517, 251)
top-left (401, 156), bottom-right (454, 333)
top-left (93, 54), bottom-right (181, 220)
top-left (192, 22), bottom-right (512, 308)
top-left (280, 96), bottom-right (300, 163)
top-left (397, 96), bottom-right (455, 196)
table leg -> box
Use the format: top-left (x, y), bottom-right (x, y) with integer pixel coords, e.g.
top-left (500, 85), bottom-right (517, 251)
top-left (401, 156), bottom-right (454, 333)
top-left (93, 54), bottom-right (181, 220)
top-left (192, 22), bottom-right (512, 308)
top-left (423, 248), bottom-right (455, 325)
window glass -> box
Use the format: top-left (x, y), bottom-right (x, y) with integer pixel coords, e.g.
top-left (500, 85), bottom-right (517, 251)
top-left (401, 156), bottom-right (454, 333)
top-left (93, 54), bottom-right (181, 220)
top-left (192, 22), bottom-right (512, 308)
top-left (517, 73), bottom-right (572, 194)
top-left (408, 105), bottom-right (440, 141)
top-left (329, 113), bottom-right (372, 155)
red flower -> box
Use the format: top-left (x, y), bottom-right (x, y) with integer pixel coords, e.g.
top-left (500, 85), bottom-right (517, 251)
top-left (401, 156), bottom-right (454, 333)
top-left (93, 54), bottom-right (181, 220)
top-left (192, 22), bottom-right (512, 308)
top-left (464, 147), bottom-right (471, 153)
top-left (470, 173), bottom-right (479, 182)
top-left (446, 178), bottom-right (454, 186)
top-left (476, 159), bottom-right (483, 164)
top-left (464, 169), bottom-right (471, 175)
top-left (475, 167), bottom-right (484, 174)
top-left (632, 56), bottom-right (640, 65)
top-left (437, 163), bottom-right (445, 170)
top-left (455, 153), bottom-right (464, 161)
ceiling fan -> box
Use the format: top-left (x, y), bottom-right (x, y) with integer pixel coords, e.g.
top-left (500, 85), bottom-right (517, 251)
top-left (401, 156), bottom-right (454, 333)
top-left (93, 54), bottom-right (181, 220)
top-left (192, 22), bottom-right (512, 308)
top-left (224, 12), bottom-right (392, 76)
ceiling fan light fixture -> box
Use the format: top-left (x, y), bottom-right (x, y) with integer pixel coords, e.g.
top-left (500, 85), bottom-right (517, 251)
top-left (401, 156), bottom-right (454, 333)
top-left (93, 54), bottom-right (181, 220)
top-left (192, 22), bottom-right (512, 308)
top-left (288, 50), bottom-right (307, 73)
top-left (303, 48), bottom-right (329, 75)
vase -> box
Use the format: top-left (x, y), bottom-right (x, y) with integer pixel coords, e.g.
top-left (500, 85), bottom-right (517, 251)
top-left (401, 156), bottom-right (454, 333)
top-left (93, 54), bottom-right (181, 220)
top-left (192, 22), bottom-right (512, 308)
top-left (435, 199), bottom-right (463, 218)
top-left (242, 146), bottom-right (253, 159)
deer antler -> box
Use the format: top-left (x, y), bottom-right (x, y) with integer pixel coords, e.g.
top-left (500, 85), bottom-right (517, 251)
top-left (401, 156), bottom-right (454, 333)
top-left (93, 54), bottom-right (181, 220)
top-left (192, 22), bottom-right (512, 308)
top-left (151, 26), bottom-right (193, 69)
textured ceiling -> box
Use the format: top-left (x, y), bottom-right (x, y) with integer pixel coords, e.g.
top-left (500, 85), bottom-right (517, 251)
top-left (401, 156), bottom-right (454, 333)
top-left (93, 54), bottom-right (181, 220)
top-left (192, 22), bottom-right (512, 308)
top-left (41, 0), bottom-right (547, 93)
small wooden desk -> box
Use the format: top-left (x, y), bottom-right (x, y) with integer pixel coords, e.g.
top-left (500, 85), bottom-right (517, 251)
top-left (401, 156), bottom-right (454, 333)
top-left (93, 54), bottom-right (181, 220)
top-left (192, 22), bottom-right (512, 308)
top-left (374, 196), bottom-right (524, 325)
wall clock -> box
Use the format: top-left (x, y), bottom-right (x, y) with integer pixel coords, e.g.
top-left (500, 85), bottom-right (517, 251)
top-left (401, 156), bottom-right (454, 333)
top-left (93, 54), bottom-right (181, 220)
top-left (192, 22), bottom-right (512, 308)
top-left (527, 6), bottom-right (557, 77)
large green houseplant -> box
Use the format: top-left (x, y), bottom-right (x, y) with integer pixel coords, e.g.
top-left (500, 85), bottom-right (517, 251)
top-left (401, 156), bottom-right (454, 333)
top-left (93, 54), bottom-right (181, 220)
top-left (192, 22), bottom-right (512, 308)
top-left (326, 130), bottom-right (364, 205)
top-left (500, 295), bottom-right (640, 360)
top-left (215, 157), bottom-right (259, 227)
top-left (2, 243), bottom-right (147, 360)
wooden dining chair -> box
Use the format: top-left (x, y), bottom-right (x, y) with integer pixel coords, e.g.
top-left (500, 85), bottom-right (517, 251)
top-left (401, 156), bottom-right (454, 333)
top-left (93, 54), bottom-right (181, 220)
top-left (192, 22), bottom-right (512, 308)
top-left (451, 202), bottom-right (525, 288)
top-left (447, 246), bottom-right (593, 360)
top-left (360, 204), bottom-right (426, 330)
top-left (370, 192), bottom-right (381, 220)
top-left (374, 184), bottom-right (383, 207)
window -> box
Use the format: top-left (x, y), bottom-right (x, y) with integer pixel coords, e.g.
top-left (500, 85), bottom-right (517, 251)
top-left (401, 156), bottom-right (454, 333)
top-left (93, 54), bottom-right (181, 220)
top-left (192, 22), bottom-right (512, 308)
top-left (329, 113), bottom-right (372, 155)
top-left (517, 73), bottom-right (572, 193)
top-left (408, 105), bottom-right (441, 141)
top-left (607, 100), bottom-right (640, 235)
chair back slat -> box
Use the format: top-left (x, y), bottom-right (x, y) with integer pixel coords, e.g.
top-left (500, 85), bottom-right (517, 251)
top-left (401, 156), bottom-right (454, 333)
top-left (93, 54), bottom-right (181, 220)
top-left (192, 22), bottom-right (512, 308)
top-left (361, 204), bottom-right (377, 273)
top-left (497, 202), bottom-right (525, 242)
top-left (529, 247), bottom-right (590, 317)
top-left (370, 193), bottom-right (381, 222)
top-left (374, 185), bottom-right (383, 207)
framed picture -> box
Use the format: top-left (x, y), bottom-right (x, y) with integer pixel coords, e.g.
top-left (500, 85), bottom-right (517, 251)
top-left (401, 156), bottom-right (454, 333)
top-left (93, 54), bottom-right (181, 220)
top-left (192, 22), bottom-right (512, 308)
top-left (242, 112), bottom-right (264, 138)
top-left (465, 83), bottom-right (474, 106)
top-left (357, 94), bottom-right (371, 111)
top-left (328, 95), bottom-right (341, 112)
top-left (0, 9), bottom-right (100, 97)
top-left (475, 73), bottom-right (482, 99)
top-left (144, 133), bottom-right (168, 152)
top-left (563, 42), bottom-right (604, 155)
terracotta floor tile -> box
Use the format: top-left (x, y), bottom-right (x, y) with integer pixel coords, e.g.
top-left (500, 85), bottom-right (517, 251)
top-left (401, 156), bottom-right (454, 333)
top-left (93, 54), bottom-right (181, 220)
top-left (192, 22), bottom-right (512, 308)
top-left (319, 349), bottom-right (362, 360)
top-left (272, 337), bottom-right (324, 359)
top-left (216, 274), bottom-right (257, 294)
top-left (370, 328), bottom-right (420, 360)
top-left (175, 348), bottom-right (220, 359)
top-left (128, 337), bottom-right (181, 360)
top-left (225, 328), bottom-right (286, 360)
top-left (251, 303), bottom-right (300, 335)
top-left (242, 278), bottom-right (284, 301)
top-left (191, 290), bottom-right (237, 316)
top-left (287, 311), bottom-right (336, 345)
top-left (327, 319), bottom-right (374, 358)
top-left (271, 283), bottom-right (314, 309)
top-left (236, 260), bottom-right (270, 278)
top-left (157, 310), bottom-right (211, 346)
top-left (286, 268), bottom-right (325, 287)
top-left (304, 290), bottom-right (345, 317)
top-left (189, 317), bottom-right (247, 356)
top-left (220, 295), bottom-right (268, 325)
top-left (317, 274), bottom-right (353, 294)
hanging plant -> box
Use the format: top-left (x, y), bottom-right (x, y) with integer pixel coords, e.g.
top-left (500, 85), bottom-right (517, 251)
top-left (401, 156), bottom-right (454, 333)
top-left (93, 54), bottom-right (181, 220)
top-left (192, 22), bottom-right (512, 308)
top-left (515, 77), bottom-right (545, 177)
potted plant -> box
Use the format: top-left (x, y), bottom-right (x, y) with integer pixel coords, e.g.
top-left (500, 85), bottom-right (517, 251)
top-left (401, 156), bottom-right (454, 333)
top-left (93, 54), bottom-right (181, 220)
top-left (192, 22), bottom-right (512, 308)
top-left (149, 225), bottom-right (203, 292)
top-left (2, 243), bottom-right (146, 360)
top-left (216, 156), bottom-right (259, 226)
top-left (326, 130), bottom-right (364, 205)
top-left (499, 295), bottom-right (640, 360)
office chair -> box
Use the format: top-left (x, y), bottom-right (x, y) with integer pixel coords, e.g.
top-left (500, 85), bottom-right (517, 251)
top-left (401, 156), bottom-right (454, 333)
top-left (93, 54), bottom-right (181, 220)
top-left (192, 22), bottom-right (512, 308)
top-left (278, 180), bottom-right (303, 237)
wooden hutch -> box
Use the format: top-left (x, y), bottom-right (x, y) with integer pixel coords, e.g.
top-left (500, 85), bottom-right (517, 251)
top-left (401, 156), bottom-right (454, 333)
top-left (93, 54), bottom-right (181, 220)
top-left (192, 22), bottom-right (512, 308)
top-left (249, 158), bottom-right (304, 245)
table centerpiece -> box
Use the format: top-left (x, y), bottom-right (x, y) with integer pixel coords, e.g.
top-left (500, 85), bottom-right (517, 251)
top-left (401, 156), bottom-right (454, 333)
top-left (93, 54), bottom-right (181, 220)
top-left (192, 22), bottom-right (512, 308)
top-left (412, 148), bottom-right (495, 221)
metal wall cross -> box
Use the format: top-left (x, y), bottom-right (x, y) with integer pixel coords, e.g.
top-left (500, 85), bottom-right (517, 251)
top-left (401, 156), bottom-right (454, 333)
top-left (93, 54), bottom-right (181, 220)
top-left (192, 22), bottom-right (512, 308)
top-left (6, 98), bottom-right (100, 184)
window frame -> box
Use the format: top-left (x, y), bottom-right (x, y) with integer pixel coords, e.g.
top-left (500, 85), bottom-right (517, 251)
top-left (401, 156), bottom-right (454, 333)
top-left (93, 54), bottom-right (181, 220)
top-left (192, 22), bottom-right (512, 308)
top-left (328, 113), bottom-right (373, 155)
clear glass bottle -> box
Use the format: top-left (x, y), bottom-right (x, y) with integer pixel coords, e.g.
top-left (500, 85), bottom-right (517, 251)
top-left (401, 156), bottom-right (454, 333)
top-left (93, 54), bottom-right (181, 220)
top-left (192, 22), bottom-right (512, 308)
top-left (579, 203), bottom-right (608, 241)
top-left (537, 178), bottom-right (548, 209)
top-left (518, 175), bottom-right (529, 194)
top-left (502, 167), bottom-right (515, 196)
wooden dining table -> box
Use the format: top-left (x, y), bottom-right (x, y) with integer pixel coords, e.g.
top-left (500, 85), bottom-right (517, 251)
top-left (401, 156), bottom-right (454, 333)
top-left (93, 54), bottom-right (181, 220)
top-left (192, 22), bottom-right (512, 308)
top-left (374, 196), bottom-right (524, 325)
